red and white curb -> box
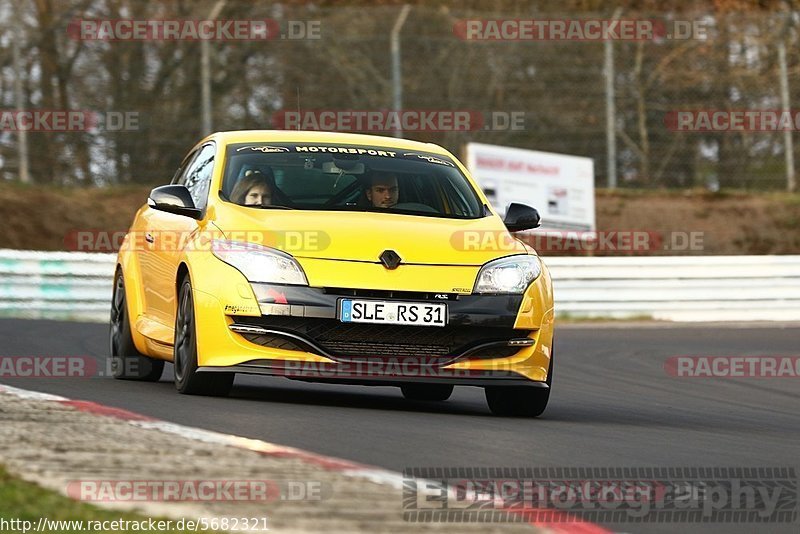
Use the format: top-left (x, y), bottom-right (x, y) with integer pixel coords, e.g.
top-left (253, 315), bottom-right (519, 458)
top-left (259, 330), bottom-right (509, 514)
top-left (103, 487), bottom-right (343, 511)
top-left (0, 383), bottom-right (611, 534)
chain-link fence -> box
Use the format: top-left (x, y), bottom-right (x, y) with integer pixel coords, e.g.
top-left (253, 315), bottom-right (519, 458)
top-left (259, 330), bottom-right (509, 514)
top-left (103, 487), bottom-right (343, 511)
top-left (1, 1), bottom-right (799, 190)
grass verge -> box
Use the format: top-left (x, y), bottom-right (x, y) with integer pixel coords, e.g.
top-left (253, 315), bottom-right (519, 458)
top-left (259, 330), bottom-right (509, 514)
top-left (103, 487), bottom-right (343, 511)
top-left (0, 465), bottom-right (225, 533)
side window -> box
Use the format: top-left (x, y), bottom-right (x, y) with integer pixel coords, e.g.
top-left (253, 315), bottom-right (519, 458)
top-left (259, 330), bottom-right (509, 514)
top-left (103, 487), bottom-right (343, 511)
top-left (441, 175), bottom-right (471, 216)
top-left (172, 150), bottom-right (197, 185)
top-left (182, 144), bottom-right (215, 209)
top-left (406, 174), bottom-right (444, 212)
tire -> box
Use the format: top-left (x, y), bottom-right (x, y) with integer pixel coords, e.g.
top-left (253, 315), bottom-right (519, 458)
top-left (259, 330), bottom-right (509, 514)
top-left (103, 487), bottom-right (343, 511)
top-left (485, 342), bottom-right (554, 417)
top-left (400, 383), bottom-right (454, 402)
top-left (173, 277), bottom-right (234, 396)
top-left (109, 270), bottom-right (164, 381)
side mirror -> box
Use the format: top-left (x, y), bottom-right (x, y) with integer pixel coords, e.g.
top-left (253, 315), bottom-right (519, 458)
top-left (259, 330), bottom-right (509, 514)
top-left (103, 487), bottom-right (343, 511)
top-left (147, 185), bottom-right (202, 219)
top-left (503, 203), bottom-right (541, 232)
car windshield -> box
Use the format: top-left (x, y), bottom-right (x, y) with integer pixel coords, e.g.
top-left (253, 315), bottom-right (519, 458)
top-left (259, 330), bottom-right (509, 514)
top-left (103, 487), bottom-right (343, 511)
top-left (221, 143), bottom-right (485, 219)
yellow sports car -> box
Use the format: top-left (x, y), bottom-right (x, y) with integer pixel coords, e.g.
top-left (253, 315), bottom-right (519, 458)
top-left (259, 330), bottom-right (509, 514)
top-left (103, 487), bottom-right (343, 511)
top-left (110, 131), bottom-right (554, 416)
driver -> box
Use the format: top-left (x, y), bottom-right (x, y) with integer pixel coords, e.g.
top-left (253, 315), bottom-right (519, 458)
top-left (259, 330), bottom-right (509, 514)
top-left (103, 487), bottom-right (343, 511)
top-left (366, 174), bottom-right (399, 208)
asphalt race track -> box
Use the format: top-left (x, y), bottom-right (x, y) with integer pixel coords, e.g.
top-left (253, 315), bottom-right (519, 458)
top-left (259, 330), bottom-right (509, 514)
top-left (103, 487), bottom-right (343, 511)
top-left (2, 318), bottom-right (799, 534)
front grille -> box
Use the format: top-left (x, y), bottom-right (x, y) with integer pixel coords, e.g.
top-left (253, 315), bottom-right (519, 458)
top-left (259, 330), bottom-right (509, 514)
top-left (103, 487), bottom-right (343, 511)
top-left (238, 316), bottom-right (526, 362)
top-left (323, 287), bottom-right (458, 301)
top-left (321, 340), bottom-right (449, 357)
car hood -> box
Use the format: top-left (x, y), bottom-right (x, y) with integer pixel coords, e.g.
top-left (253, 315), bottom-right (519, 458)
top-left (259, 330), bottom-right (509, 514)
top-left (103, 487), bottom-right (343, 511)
top-left (213, 208), bottom-right (529, 266)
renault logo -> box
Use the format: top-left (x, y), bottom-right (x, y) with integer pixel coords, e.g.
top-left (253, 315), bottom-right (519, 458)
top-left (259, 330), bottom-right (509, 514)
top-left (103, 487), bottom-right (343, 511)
top-left (379, 250), bottom-right (402, 270)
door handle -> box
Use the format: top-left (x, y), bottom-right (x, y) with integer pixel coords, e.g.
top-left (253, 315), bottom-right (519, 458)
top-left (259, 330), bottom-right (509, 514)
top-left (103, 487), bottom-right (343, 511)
top-left (145, 233), bottom-right (154, 244)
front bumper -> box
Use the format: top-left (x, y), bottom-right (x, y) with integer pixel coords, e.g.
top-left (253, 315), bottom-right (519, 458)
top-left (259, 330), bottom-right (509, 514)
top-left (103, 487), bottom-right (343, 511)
top-left (198, 362), bottom-right (549, 387)
top-left (239, 285), bottom-right (530, 361)
top-left (191, 269), bottom-right (554, 386)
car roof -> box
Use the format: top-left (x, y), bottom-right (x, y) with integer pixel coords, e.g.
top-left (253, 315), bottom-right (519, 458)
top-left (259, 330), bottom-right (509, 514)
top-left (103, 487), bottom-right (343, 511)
top-left (200, 130), bottom-right (451, 156)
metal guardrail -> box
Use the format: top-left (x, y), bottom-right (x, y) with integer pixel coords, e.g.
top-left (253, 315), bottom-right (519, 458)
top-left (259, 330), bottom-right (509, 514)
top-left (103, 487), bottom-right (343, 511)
top-left (0, 250), bottom-right (116, 322)
top-left (546, 255), bottom-right (800, 321)
top-left (2, 249), bottom-right (799, 323)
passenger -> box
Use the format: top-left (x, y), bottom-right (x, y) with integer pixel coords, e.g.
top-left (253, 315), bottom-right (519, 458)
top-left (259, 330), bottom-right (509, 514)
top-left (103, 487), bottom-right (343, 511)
top-left (231, 170), bottom-right (273, 207)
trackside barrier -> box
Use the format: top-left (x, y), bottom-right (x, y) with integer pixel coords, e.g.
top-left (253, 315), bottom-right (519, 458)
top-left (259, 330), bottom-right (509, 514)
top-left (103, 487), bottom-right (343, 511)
top-left (0, 250), bottom-right (116, 322)
top-left (545, 255), bottom-right (800, 321)
top-left (1, 249), bottom-right (799, 323)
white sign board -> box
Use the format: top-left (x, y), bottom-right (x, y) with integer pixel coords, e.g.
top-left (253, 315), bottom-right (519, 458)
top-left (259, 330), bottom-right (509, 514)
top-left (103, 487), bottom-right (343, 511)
top-left (464, 142), bottom-right (595, 232)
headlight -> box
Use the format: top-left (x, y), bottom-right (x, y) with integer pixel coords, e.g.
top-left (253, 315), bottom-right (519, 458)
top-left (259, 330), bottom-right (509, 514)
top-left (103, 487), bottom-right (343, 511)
top-left (473, 255), bottom-right (541, 294)
top-left (211, 240), bottom-right (308, 285)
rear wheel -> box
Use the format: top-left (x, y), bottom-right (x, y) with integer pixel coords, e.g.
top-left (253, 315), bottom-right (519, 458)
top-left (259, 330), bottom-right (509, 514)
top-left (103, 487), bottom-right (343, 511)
top-left (400, 384), bottom-right (454, 402)
top-left (173, 277), bottom-right (234, 396)
top-left (485, 343), bottom-right (554, 417)
top-left (109, 270), bottom-right (164, 381)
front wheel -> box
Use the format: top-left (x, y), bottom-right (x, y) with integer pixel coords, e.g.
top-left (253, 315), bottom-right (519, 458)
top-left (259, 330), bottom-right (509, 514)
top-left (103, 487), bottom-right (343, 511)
top-left (485, 386), bottom-right (550, 417)
top-left (173, 277), bottom-right (234, 396)
top-left (485, 343), bottom-right (553, 417)
top-left (109, 270), bottom-right (164, 382)
top-left (400, 383), bottom-right (454, 402)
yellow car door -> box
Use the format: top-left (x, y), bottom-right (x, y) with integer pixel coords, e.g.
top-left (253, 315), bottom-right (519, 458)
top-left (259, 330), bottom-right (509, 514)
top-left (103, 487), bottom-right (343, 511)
top-left (140, 143), bottom-right (216, 330)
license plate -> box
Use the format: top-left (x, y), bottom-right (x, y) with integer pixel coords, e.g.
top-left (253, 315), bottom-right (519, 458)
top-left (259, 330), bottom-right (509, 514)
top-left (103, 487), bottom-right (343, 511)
top-left (340, 299), bottom-right (447, 327)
